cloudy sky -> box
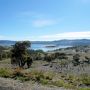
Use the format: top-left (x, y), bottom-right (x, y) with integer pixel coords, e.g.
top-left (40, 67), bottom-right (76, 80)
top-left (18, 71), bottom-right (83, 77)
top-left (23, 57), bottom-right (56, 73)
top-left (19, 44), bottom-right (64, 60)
top-left (0, 0), bottom-right (90, 41)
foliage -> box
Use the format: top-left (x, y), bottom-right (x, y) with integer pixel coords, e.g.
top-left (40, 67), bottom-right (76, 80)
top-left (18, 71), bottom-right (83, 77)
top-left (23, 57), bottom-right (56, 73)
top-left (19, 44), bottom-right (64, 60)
top-left (0, 67), bottom-right (89, 89)
top-left (55, 52), bottom-right (68, 59)
top-left (51, 80), bottom-right (65, 87)
top-left (44, 53), bottom-right (55, 62)
top-left (0, 68), bottom-right (12, 78)
top-left (80, 73), bottom-right (90, 86)
top-left (78, 88), bottom-right (90, 90)
top-left (12, 68), bottom-right (24, 77)
top-left (11, 41), bottom-right (32, 68)
top-left (73, 54), bottom-right (80, 66)
top-left (0, 46), bottom-right (11, 60)
top-left (28, 49), bottom-right (45, 60)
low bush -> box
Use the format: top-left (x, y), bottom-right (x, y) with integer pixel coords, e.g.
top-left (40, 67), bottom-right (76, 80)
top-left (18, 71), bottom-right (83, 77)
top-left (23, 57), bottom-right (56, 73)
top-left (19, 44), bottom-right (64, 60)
top-left (52, 80), bottom-right (65, 87)
top-left (13, 68), bottom-right (24, 77)
top-left (80, 74), bottom-right (90, 86)
top-left (16, 76), bottom-right (30, 82)
top-left (0, 67), bottom-right (89, 89)
top-left (0, 68), bottom-right (12, 78)
top-left (78, 88), bottom-right (90, 90)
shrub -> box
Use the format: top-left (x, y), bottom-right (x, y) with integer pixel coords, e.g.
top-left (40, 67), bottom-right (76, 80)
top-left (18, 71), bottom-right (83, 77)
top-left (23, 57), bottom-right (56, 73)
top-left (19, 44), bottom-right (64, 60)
top-left (16, 76), bottom-right (30, 82)
top-left (0, 68), bottom-right (12, 78)
top-left (80, 74), bottom-right (90, 86)
top-left (54, 52), bottom-right (67, 59)
top-left (40, 79), bottom-right (49, 85)
top-left (63, 83), bottom-right (75, 89)
top-left (78, 88), bottom-right (90, 90)
top-left (73, 54), bottom-right (80, 66)
top-left (12, 68), bottom-right (24, 77)
top-left (52, 80), bottom-right (65, 87)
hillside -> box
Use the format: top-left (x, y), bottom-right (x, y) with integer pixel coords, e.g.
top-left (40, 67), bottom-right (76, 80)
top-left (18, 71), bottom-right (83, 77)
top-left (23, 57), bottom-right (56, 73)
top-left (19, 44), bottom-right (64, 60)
top-left (0, 39), bottom-right (90, 46)
top-left (0, 44), bottom-right (90, 90)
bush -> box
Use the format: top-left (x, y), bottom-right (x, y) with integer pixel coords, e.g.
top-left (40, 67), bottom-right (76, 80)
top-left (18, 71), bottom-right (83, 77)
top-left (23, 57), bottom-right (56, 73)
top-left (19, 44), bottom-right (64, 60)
top-left (78, 88), bottom-right (90, 90)
top-left (0, 68), bottom-right (12, 78)
top-left (12, 68), bottom-right (24, 77)
top-left (80, 74), bottom-right (90, 86)
top-left (40, 79), bottom-right (49, 85)
top-left (16, 76), bottom-right (30, 82)
top-left (58, 53), bottom-right (67, 59)
top-left (52, 80), bottom-right (65, 87)
top-left (73, 54), bottom-right (80, 66)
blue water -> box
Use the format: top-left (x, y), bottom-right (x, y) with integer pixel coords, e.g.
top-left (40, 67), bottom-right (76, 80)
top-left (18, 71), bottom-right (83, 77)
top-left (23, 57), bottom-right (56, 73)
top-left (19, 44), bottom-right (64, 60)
top-left (31, 44), bottom-right (71, 51)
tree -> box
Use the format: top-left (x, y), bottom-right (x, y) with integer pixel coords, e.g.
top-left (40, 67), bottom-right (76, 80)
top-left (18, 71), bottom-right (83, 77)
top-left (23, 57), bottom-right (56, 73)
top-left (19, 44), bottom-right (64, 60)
top-left (11, 41), bottom-right (32, 68)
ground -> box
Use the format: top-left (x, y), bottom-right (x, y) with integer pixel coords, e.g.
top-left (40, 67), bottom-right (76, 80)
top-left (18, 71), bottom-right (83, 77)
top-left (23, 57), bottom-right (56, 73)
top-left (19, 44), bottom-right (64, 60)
top-left (0, 46), bottom-right (90, 90)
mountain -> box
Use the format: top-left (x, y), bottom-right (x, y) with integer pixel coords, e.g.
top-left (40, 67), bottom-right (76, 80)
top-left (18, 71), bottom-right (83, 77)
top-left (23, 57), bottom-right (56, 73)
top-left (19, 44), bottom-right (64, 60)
top-left (0, 39), bottom-right (90, 46)
top-left (0, 40), bottom-right (16, 46)
top-left (52, 39), bottom-right (90, 46)
top-left (32, 39), bottom-right (90, 46)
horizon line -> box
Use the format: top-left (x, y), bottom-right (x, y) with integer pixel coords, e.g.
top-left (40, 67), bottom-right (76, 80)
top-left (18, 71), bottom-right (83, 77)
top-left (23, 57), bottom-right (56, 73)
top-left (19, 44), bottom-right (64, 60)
top-left (0, 38), bottom-right (90, 42)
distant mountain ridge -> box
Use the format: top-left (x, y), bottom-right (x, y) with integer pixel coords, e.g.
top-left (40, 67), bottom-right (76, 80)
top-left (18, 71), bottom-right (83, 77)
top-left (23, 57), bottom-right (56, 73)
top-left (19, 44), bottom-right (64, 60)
top-left (0, 40), bottom-right (16, 46)
top-left (0, 39), bottom-right (90, 46)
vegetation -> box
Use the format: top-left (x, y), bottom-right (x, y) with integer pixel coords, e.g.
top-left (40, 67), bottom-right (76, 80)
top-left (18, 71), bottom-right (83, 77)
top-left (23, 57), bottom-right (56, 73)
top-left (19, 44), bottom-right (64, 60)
top-left (0, 67), bottom-right (89, 90)
top-left (0, 68), bottom-right (12, 78)
top-left (11, 41), bottom-right (33, 68)
top-left (0, 43), bottom-right (90, 90)
top-left (0, 46), bottom-right (11, 60)
top-left (72, 54), bottom-right (80, 66)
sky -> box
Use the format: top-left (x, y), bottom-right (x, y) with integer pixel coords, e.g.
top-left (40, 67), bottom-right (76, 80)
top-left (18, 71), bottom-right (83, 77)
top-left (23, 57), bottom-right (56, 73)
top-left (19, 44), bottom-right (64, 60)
top-left (0, 0), bottom-right (90, 41)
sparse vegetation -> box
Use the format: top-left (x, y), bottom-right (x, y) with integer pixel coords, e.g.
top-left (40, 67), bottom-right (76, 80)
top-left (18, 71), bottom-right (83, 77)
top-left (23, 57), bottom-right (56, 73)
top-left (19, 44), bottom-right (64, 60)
top-left (0, 68), bottom-right (12, 78)
top-left (0, 44), bottom-right (90, 90)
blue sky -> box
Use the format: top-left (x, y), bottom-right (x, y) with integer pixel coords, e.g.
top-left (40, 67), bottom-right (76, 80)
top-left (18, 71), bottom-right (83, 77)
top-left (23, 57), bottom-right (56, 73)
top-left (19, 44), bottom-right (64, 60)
top-left (0, 0), bottom-right (90, 41)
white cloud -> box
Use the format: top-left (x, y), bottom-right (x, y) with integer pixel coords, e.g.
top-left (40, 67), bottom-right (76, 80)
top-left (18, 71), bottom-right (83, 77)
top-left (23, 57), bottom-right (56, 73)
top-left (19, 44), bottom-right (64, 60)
top-left (40, 31), bottom-right (90, 41)
top-left (1, 31), bottom-right (90, 41)
top-left (32, 19), bottom-right (56, 28)
top-left (18, 11), bottom-right (61, 28)
top-left (0, 35), bottom-right (31, 41)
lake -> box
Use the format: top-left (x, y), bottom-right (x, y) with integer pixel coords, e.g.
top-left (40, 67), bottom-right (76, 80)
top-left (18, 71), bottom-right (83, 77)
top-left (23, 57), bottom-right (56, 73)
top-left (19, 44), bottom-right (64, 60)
top-left (31, 43), bottom-right (71, 51)
top-left (0, 43), bottom-right (71, 51)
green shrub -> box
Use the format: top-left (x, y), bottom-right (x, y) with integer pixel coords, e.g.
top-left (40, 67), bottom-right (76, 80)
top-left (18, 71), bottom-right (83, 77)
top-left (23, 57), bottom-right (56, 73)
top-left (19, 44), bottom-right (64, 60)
top-left (52, 80), bottom-right (64, 87)
top-left (16, 76), bottom-right (30, 82)
top-left (63, 83), bottom-right (75, 89)
top-left (0, 68), bottom-right (12, 78)
top-left (80, 75), bottom-right (90, 86)
top-left (78, 88), bottom-right (90, 90)
top-left (40, 79), bottom-right (49, 85)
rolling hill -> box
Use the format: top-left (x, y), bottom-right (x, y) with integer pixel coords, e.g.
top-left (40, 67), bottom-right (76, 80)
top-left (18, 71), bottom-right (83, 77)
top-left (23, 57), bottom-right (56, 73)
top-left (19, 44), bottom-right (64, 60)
top-left (0, 39), bottom-right (90, 46)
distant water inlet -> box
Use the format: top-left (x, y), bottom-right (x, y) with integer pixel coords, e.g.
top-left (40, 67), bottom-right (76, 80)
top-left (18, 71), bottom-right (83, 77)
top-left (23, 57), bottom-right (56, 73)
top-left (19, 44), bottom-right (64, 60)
top-left (31, 44), bottom-right (71, 51)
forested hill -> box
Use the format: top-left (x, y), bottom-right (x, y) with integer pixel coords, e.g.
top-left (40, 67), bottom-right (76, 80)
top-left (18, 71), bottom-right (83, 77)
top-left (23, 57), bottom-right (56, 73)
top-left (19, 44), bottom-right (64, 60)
top-left (0, 39), bottom-right (90, 46)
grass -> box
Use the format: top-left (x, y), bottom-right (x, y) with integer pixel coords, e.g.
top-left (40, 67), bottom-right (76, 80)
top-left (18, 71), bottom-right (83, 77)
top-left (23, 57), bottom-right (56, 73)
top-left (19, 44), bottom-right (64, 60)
top-left (0, 59), bottom-right (11, 64)
top-left (80, 73), bottom-right (90, 86)
top-left (23, 70), bottom-right (54, 82)
top-left (0, 59), bottom-right (90, 89)
top-left (51, 80), bottom-right (65, 87)
top-left (0, 68), bottom-right (12, 78)
top-left (78, 88), bottom-right (90, 90)
top-left (0, 67), bottom-right (90, 89)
